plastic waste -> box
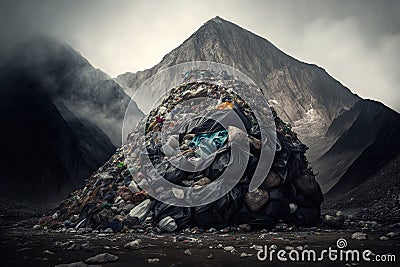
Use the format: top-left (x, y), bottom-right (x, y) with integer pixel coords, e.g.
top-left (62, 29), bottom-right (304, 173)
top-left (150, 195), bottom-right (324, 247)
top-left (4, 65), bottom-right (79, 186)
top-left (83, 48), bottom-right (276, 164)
top-left (128, 199), bottom-right (154, 223)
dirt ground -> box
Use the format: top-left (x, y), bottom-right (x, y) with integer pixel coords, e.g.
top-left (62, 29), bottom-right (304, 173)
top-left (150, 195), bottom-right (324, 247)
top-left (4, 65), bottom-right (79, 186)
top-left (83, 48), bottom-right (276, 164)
top-left (1, 224), bottom-right (399, 267)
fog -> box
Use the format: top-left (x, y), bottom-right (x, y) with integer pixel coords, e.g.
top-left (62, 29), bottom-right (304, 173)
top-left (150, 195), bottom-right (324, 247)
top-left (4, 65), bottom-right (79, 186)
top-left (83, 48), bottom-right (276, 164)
top-left (1, 0), bottom-right (399, 111)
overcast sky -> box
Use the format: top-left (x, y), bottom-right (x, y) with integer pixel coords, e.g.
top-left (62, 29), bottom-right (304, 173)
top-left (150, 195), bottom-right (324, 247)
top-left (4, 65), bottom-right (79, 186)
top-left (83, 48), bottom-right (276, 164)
top-left (1, 0), bottom-right (399, 111)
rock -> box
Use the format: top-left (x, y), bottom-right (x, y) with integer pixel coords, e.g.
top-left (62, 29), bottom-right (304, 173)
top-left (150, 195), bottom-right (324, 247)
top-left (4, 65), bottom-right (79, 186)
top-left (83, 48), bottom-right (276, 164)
top-left (263, 171), bottom-right (281, 188)
top-left (84, 253), bottom-right (119, 264)
top-left (240, 252), bottom-right (252, 258)
top-left (52, 241), bottom-right (63, 248)
top-left (128, 199), bottom-right (154, 222)
top-left (243, 188), bottom-right (269, 212)
top-left (16, 247), bottom-right (31, 252)
top-left (146, 258), bottom-right (160, 264)
top-left (159, 216), bottom-right (178, 232)
top-left (351, 232), bottom-right (368, 240)
top-left (67, 244), bottom-right (80, 251)
top-left (55, 261), bottom-right (88, 267)
top-left (223, 246), bottom-right (235, 252)
top-left (184, 249), bottom-right (191, 255)
top-left (386, 232), bottom-right (399, 238)
top-left (80, 243), bottom-right (92, 252)
top-left (336, 211), bottom-right (343, 217)
top-left (275, 223), bottom-right (288, 230)
top-left (220, 227), bottom-right (230, 233)
top-left (33, 225), bottom-right (40, 230)
top-left (124, 239), bottom-right (142, 250)
top-left (207, 254), bottom-right (213, 259)
top-left (379, 236), bottom-right (389, 241)
top-left (323, 214), bottom-right (344, 228)
top-left (43, 250), bottom-right (54, 255)
top-left (238, 224), bottom-right (251, 232)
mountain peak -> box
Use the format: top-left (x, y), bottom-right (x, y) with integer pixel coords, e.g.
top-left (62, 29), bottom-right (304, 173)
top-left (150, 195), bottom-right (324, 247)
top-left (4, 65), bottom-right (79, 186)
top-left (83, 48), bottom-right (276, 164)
top-left (209, 15), bottom-right (225, 24)
top-left (200, 15), bottom-right (240, 32)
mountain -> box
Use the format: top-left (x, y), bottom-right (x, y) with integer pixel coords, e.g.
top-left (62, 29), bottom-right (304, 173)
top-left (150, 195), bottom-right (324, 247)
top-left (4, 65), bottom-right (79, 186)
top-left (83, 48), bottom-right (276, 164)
top-left (0, 35), bottom-right (143, 201)
top-left (315, 99), bottom-right (400, 195)
top-left (116, 16), bottom-right (360, 161)
top-left (5, 34), bottom-right (142, 146)
top-left (115, 16), bottom-right (400, 203)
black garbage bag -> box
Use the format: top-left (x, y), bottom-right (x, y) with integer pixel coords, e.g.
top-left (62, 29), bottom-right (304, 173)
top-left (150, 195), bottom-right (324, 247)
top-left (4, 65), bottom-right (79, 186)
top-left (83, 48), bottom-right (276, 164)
top-left (193, 185), bottom-right (243, 228)
top-left (261, 187), bottom-right (291, 223)
top-left (285, 143), bottom-right (309, 183)
top-left (77, 202), bottom-right (101, 229)
top-left (292, 172), bottom-right (324, 207)
top-left (103, 189), bottom-right (116, 203)
top-left (205, 146), bottom-right (231, 181)
top-left (233, 204), bottom-right (276, 230)
top-left (153, 159), bottom-right (187, 185)
top-left (232, 102), bottom-right (253, 132)
top-left (107, 218), bottom-right (124, 233)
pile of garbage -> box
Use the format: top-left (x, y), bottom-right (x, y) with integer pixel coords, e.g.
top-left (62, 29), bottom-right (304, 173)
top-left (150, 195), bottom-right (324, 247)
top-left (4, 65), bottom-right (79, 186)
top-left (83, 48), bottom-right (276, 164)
top-left (39, 69), bottom-right (323, 233)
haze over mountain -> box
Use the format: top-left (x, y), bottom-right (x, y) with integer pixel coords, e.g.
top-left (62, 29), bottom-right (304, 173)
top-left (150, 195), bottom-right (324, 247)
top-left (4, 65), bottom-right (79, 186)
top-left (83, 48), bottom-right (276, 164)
top-left (116, 16), bottom-right (400, 201)
top-left (5, 34), bottom-right (143, 146)
top-left (0, 35), bottom-right (143, 201)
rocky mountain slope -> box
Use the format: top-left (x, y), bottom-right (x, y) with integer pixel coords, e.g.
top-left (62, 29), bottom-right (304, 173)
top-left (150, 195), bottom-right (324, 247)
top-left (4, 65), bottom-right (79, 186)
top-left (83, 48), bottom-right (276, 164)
top-left (0, 35), bottom-right (143, 201)
top-left (322, 152), bottom-right (400, 222)
top-left (315, 99), bottom-right (400, 194)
